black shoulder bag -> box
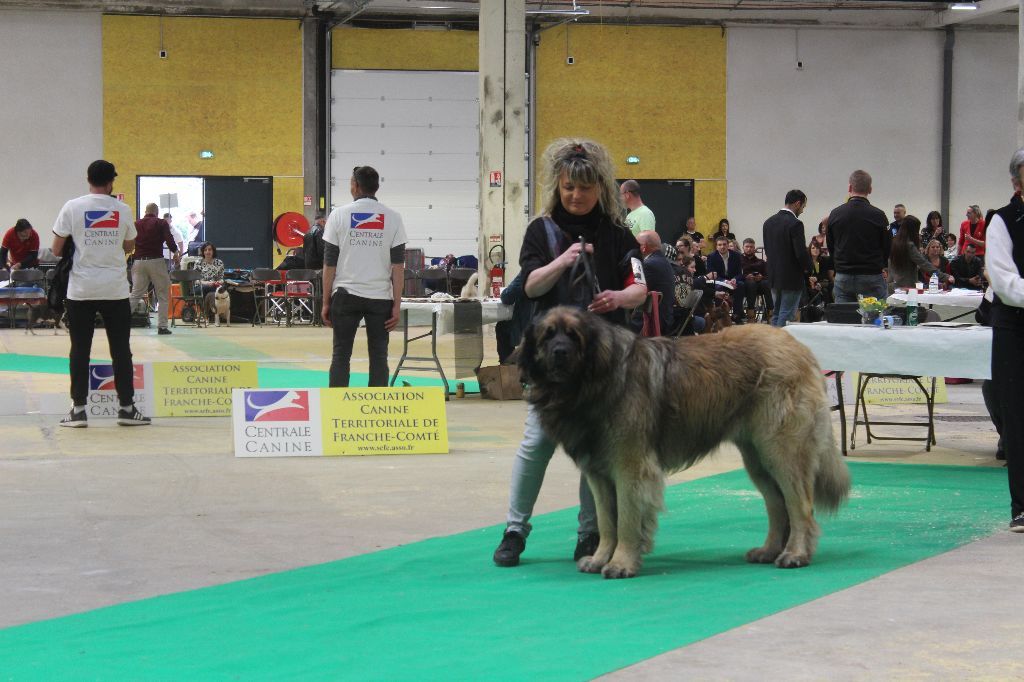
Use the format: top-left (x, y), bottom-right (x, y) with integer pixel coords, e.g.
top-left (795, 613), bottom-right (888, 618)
top-left (47, 238), bottom-right (75, 314)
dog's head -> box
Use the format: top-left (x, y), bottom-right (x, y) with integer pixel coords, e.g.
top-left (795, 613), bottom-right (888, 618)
top-left (214, 286), bottom-right (230, 300)
top-left (518, 306), bottom-right (615, 386)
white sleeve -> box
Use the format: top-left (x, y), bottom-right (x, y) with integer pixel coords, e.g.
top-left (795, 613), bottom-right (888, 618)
top-left (323, 212), bottom-right (339, 246)
top-left (986, 214), bottom-right (1024, 307)
top-left (53, 202), bottom-right (72, 238)
top-left (392, 212), bottom-right (408, 247)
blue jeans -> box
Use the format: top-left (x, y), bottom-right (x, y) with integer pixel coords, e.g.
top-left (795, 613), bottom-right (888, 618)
top-left (328, 288), bottom-right (392, 387)
top-left (833, 273), bottom-right (887, 304)
top-left (771, 288), bottom-right (803, 327)
top-left (506, 405), bottom-right (597, 537)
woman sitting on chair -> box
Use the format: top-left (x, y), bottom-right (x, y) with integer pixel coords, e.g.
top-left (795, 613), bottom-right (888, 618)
top-left (805, 241), bottom-right (835, 304)
top-left (196, 241), bottom-right (224, 296)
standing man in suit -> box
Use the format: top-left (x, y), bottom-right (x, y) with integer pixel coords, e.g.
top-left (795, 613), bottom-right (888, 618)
top-left (706, 234), bottom-right (745, 323)
top-left (826, 170), bottom-right (891, 303)
top-left (763, 189), bottom-right (812, 327)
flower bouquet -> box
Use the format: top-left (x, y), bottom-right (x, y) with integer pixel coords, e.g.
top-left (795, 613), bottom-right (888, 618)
top-left (857, 295), bottom-right (887, 325)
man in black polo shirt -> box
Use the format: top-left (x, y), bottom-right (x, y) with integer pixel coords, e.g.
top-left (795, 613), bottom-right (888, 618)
top-left (826, 170), bottom-right (891, 303)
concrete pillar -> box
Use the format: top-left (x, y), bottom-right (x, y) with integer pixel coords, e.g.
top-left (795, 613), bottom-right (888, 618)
top-left (1019, 0), bottom-right (1024, 146)
top-left (302, 17), bottom-right (322, 223)
top-left (479, 0), bottom-right (527, 293)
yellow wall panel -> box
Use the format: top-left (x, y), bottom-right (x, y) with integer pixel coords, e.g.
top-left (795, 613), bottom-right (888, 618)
top-left (332, 27), bottom-right (478, 71)
top-left (535, 24), bottom-right (726, 234)
top-left (103, 15), bottom-right (303, 219)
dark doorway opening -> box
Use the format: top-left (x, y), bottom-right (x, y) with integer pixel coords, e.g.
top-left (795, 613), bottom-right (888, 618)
top-left (621, 179), bottom-right (695, 246)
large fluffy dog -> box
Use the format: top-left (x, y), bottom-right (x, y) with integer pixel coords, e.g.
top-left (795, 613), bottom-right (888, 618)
top-left (518, 306), bottom-right (851, 579)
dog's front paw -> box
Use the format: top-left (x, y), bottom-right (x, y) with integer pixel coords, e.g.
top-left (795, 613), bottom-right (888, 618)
top-left (576, 556), bottom-right (606, 573)
top-left (745, 546), bottom-right (782, 564)
top-left (774, 551), bottom-right (810, 569)
top-left (601, 559), bottom-right (639, 579)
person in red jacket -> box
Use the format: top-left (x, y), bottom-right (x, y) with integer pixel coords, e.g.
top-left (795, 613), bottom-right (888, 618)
top-left (959, 205), bottom-right (986, 257)
top-left (1, 219), bottom-right (40, 270)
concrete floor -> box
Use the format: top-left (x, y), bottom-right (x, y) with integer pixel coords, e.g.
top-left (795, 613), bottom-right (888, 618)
top-left (0, 321), bottom-right (1018, 679)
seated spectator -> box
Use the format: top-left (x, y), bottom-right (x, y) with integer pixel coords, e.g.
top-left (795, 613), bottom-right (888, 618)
top-left (805, 241), bottom-right (835, 304)
top-left (739, 237), bottom-right (772, 322)
top-left (671, 253), bottom-right (706, 334)
top-left (710, 218), bottom-right (736, 246)
top-left (633, 231), bottom-right (675, 334)
top-left (919, 238), bottom-right (950, 285)
top-left (705, 235), bottom-right (745, 323)
top-left (921, 210), bottom-right (946, 249)
top-left (889, 215), bottom-right (954, 290)
top-left (810, 219), bottom-right (829, 257)
top-left (950, 243), bottom-right (985, 290)
top-left (943, 232), bottom-right (959, 261)
top-left (196, 241), bottom-right (225, 296)
top-left (304, 213), bottom-right (326, 271)
top-left (1, 218), bottom-right (40, 271)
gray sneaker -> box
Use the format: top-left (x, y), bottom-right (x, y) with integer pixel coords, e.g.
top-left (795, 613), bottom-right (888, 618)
top-left (1011, 513), bottom-right (1024, 533)
top-left (59, 408), bottom-right (87, 428)
top-left (117, 405), bottom-right (151, 426)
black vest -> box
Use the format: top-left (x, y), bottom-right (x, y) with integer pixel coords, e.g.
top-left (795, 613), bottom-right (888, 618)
top-left (991, 193), bottom-right (1024, 329)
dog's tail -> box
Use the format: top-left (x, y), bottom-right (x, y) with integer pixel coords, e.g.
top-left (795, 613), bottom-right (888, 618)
top-left (813, 405), bottom-right (851, 513)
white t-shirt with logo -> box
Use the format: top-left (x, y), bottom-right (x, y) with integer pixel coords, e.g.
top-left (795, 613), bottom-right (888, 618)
top-left (53, 193), bottom-right (136, 301)
top-left (323, 197), bottom-right (408, 300)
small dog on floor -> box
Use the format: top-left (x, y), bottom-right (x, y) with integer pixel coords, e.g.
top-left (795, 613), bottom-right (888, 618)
top-left (705, 293), bottom-right (734, 334)
top-left (204, 286), bottom-right (231, 327)
top-left (26, 302), bottom-right (63, 335)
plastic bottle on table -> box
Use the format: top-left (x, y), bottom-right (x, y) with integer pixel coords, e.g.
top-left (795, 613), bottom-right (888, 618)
top-left (929, 272), bottom-right (939, 293)
top-left (907, 288), bottom-right (919, 326)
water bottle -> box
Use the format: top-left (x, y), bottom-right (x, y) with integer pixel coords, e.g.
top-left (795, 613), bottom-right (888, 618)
top-left (906, 288), bottom-right (919, 326)
top-left (929, 272), bottom-right (939, 293)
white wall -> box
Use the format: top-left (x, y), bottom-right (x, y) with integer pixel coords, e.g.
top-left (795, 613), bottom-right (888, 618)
top-left (727, 27), bottom-right (946, 242)
top-left (0, 11), bottom-right (103, 237)
top-left (950, 29), bottom-right (1019, 225)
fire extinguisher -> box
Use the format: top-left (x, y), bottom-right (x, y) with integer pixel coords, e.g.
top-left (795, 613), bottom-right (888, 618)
top-left (488, 244), bottom-right (505, 298)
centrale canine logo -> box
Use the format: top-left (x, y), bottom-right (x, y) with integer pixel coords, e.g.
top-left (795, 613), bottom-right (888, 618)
top-left (84, 210), bottom-right (120, 229)
top-left (89, 365), bottom-right (145, 391)
top-left (243, 390), bottom-right (310, 422)
top-left (350, 213), bottom-right (385, 231)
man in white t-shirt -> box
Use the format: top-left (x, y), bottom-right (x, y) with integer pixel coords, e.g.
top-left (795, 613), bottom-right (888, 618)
top-left (619, 180), bottom-right (656, 237)
top-left (52, 160), bottom-right (150, 427)
top-left (321, 165), bottom-right (407, 387)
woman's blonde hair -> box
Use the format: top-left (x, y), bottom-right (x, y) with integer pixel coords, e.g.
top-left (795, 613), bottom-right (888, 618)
top-left (540, 138), bottom-right (623, 219)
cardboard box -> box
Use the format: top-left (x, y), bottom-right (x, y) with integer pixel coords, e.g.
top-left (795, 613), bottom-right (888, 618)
top-left (476, 365), bottom-right (523, 400)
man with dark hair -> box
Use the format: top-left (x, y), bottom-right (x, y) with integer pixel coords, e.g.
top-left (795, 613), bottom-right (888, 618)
top-left (763, 189), bottom-right (811, 327)
top-left (321, 166), bottom-right (406, 387)
top-left (706, 234), bottom-right (745, 323)
top-left (620, 180), bottom-right (655, 237)
top-left (740, 237), bottom-right (772, 322)
top-left (1, 218), bottom-right (40, 271)
top-left (889, 203), bottom-right (906, 237)
top-left (826, 170), bottom-right (890, 303)
top-left (950, 243), bottom-right (984, 290)
top-left (52, 160), bottom-right (150, 427)
top-left (130, 202), bottom-right (179, 335)
top-left (304, 211), bottom-right (326, 270)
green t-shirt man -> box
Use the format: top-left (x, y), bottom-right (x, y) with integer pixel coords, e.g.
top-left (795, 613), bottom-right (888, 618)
top-left (626, 204), bottom-right (656, 236)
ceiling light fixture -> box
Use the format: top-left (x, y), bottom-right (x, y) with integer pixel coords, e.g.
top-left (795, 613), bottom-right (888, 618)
top-left (950, 2), bottom-right (978, 10)
top-left (526, 1), bottom-right (590, 16)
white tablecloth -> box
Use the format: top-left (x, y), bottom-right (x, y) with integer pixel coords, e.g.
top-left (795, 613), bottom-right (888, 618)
top-left (400, 299), bottom-right (512, 334)
top-left (784, 322), bottom-right (991, 379)
top-left (886, 289), bottom-right (984, 309)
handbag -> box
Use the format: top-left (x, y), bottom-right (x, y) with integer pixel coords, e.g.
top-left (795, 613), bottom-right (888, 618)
top-left (47, 238), bottom-right (75, 313)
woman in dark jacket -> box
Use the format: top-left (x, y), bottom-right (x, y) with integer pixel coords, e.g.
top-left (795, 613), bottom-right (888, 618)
top-left (888, 216), bottom-right (954, 290)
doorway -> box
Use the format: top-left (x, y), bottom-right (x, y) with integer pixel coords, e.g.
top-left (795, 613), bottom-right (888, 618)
top-left (623, 179), bottom-right (695, 246)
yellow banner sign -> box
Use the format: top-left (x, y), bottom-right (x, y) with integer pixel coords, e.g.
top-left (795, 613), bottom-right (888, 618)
top-left (153, 361), bottom-right (259, 417)
top-left (320, 387), bottom-right (448, 456)
top-left (853, 373), bottom-right (948, 405)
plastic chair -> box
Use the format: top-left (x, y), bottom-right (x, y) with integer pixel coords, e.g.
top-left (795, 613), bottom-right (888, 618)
top-left (284, 269), bottom-right (318, 326)
top-left (251, 268), bottom-right (286, 326)
top-left (641, 290), bottom-right (662, 337)
top-left (673, 289), bottom-right (705, 336)
top-left (169, 269), bottom-right (205, 327)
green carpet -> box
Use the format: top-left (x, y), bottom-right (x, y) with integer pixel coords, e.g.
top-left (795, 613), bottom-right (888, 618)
top-left (0, 462), bottom-right (1006, 680)
top-left (0, 353), bottom-right (479, 393)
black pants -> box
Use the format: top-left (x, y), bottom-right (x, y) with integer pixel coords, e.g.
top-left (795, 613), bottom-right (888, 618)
top-left (981, 379), bottom-right (1004, 457)
top-left (992, 326), bottom-right (1024, 518)
top-left (743, 279), bottom-right (773, 312)
top-left (66, 298), bottom-right (134, 406)
top-left (328, 289), bottom-right (392, 388)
